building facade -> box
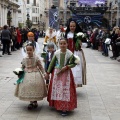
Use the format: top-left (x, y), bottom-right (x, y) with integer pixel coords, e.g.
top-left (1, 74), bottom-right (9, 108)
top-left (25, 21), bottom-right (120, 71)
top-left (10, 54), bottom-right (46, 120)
top-left (44, 0), bottom-right (71, 29)
top-left (105, 0), bottom-right (118, 27)
top-left (0, 0), bottom-right (19, 27)
top-left (22, 0), bottom-right (46, 30)
top-left (44, 0), bottom-right (120, 29)
top-left (17, 0), bottom-right (27, 28)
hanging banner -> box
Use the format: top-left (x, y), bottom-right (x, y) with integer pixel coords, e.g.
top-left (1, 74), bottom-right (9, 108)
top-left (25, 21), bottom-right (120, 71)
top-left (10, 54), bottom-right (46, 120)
top-left (72, 14), bottom-right (103, 27)
top-left (49, 9), bottom-right (58, 30)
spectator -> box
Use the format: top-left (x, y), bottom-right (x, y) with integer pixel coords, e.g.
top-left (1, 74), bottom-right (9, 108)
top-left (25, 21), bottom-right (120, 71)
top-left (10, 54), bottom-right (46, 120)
top-left (0, 27), bottom-right (2, 57)
top-left (1, 25), bottom-right (12, 55)
top-left (16, 27), bottom-right (21, 49)
top-left (110, 27), bottom-right (120, 60)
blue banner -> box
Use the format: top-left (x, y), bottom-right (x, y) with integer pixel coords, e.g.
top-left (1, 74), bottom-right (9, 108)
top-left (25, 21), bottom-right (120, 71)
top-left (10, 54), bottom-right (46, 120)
top-left (49, 9), bottom-right (58, 30)
top-left (72, 14), bottom-right (103, 27)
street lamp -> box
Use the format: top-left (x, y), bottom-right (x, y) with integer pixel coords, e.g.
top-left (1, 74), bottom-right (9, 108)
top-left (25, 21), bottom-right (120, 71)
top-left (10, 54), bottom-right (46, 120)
top-left (26, 13), bottom-right (30, 28)
top-left (38, 20), bottom-right (40, 30)
top-left (7, 5), bottom-right (12, 27)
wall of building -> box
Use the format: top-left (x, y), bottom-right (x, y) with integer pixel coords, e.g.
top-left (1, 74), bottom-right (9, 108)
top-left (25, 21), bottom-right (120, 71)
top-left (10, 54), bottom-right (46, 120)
top-left (44, 0), bottom-right (71, 30)
top-left (19, 0), bottom-right (46, 29)
top-left (0, 0), bottom-right (19, 27)
top-left (17, 0), bottom-right (26, 27)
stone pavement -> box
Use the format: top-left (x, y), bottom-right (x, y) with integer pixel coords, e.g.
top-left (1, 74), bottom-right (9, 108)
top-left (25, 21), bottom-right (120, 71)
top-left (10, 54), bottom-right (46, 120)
top-left (0, 38), bottom-right (120, 120)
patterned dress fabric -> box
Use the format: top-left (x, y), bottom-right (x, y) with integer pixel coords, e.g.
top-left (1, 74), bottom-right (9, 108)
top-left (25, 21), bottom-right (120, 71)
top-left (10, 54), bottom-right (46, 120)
top-left (47, 49), bottom-right (77, 111)
top-left (15, 56), bottom-right (47, 101)
top-left (67, 32), bottom-right (86, 87)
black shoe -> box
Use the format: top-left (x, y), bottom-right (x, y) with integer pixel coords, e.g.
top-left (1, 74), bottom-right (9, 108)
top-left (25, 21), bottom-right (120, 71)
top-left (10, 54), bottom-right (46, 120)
top-left (0, 55), bottom-right (2, 57)
top-left (32, 101), bottom-right (38, 108)
top-left (61, 111), bottom-right (67, 116)
top-left (2, 52), bottom-right (4, 55)
top-left (102, 53), bottom-right (105, 56)
top-left (8, 53), bottom-right (12, 55)
top-left (28, 104), bottom-right (33, 110)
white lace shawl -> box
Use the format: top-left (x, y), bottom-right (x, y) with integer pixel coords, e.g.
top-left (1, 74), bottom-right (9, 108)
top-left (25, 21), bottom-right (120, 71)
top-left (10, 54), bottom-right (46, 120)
top-left (55, 49), bottom-right (73, 66)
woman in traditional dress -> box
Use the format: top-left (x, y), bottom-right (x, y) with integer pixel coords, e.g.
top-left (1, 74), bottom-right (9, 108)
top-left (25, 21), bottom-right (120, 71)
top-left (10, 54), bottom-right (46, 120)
top-left (45, 38), bottom-right (77, 116)
top-left (44, 27), bottom-right (57, 51)
top-left (65, 20), bottom-right (87, 87)
top-left (44, 27), bottom-right (56, 43)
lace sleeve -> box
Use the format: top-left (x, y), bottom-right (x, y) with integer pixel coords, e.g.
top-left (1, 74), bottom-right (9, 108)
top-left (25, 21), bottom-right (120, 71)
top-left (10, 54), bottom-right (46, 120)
top-left (36, 57), bottom-right (45, 74)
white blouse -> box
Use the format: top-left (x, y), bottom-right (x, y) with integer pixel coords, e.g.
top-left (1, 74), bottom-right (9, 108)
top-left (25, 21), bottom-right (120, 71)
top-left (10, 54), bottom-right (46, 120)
top-left (67, 32), bottom-right (74, 39)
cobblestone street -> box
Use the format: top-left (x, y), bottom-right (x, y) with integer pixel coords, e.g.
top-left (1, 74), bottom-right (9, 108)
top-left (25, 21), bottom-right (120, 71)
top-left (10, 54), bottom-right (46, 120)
top-left (0, 38), bottom-right (120, 120)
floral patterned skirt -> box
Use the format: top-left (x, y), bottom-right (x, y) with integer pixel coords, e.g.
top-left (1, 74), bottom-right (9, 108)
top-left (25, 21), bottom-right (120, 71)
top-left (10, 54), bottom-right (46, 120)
top-left (47, 69), bottom-right (77, 111)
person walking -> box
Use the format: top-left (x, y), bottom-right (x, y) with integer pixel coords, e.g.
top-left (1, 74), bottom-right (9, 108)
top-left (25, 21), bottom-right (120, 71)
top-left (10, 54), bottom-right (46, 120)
top-left (14, 42), bottom-right (47, 110)
top-left (43, 43), bottom-right (55, 89)
top-left (65, 20), bottom-right (87, 87)
top-left (45, 38), bottom-right (77, 116)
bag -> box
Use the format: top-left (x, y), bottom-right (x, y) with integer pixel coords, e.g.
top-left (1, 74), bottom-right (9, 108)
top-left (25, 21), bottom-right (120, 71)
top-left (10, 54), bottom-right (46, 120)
top-left (10, 39), bottom-right (13, 46)
top-left (105, 38), bottom-right (111, 45)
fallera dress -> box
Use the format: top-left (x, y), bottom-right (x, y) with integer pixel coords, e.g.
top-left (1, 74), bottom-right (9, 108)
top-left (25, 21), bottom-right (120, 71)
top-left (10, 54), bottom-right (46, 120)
top-left (67, 32), bottom-right (87, 87)
top-left (47, 49), bottom-right (77, 111)
top-left (15, 56), bottom-right (47, 101)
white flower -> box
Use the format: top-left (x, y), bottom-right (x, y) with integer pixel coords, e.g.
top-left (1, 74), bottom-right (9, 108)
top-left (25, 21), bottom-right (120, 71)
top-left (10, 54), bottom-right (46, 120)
top-left (13, 68), bottom-right (23, 75)
top-left (74, 55), bottom-right (80, 64)
top-left (14, 68), bottom-right (23, 74)
top-left (76, 32), bottom-right (84, 37)
top-left (82, 34), bottom-right (85, 38)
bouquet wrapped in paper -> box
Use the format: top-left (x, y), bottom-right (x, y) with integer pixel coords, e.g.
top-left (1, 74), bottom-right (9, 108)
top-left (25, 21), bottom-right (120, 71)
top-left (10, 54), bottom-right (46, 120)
top-left (74, 55), bottom-right (80, 65)
top-left (13, 68), bottom-right (25, 84)
top-left (75, 32), bottom-right (85, 50)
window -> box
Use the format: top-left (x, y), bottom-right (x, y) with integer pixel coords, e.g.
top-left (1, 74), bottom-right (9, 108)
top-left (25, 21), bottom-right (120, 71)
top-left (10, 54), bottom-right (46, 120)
top-left (33, 0), bottom-right (36, 6)
top-left (18, 10), bottom-right (21, 13)
top-left (27, 0), bottom-right (29, 4)
top-left (52, 0), bottom-right (58, 6)
top-left (32, 8), bottom-right (35, 13)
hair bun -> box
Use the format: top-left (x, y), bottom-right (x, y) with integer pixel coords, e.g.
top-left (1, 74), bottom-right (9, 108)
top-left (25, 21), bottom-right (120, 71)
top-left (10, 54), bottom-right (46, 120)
top-left (27, 32), bottom-right (34, 37)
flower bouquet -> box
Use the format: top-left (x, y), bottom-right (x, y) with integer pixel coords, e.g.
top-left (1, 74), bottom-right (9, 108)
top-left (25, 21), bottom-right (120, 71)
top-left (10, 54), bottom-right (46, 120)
top-left (74, 55), bottom-right (80, 65)
top-left (75, 32), bottom-right (85, 50)
top-left (13, 68), bottom-right (25, 84)
top-left (41, 52), bottom-right (47, 59)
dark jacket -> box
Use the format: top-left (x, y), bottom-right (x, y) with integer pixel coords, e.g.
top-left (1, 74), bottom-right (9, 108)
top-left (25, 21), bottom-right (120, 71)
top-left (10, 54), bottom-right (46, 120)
top-left (45, 51), bottom-right (54, 72)
top-left (1, 29), bottom-right (11, 41)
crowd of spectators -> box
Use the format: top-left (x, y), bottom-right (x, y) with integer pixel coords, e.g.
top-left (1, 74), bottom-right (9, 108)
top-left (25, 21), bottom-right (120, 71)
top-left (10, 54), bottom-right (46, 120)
top-left (0, 25), bottom-right (45, 57)
top-left (85, 26), bottom-right (120, 62)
